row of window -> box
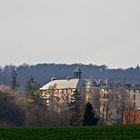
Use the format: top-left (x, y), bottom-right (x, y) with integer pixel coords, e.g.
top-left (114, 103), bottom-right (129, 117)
top-left (101, 88), bottom-right (140, 93)
top-left (100, 93), bottom-right (136, 101)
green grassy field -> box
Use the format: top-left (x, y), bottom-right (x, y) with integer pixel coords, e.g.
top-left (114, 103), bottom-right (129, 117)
top-left (0, 125), bottom-right (140, 140)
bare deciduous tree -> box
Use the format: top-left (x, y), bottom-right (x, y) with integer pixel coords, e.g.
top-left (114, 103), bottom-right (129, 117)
top-left (86, 87), bottom-right (135, 125)
top-left (86, 87), bottom-right (101, 123)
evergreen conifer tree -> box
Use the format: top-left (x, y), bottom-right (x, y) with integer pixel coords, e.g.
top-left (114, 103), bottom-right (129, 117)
top-left (11, 68), bottom-right (19, 90)
top-left (83, 102), bottom-right (99, 125)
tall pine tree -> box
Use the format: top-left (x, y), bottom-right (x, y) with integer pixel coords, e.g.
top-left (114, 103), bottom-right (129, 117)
top-left (83, 102), bottom-right (99, 125)
top-left (11, 68), bottom-right (19, 90)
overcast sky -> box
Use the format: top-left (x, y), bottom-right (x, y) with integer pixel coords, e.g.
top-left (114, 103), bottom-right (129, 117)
top-left (0, 0), bottom-right (140, 68)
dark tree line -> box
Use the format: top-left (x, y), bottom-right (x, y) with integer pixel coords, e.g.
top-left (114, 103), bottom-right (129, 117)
top-left (0, 63), bottom-right (140, 86)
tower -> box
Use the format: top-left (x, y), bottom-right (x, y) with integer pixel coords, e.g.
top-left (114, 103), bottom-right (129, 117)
top-left (74, 66), bottom-right (82, 79)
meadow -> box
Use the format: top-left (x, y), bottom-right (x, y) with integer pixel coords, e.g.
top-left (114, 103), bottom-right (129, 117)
top-left (0, 125), bottom-right (140, 140)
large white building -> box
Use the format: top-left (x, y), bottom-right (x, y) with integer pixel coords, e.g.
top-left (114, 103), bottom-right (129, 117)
top-left (39, 67), bottom-right (86, 106)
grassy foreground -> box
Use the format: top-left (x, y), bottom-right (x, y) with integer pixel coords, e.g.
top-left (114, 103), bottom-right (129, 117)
top-left (0, 125), bottom-right (140, 140)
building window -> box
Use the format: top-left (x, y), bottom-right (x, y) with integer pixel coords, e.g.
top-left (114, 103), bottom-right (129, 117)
top-left (103, 93), bottom-right (106, 99)
top-left (133, 102), bottom-right (136, 108)
top-left (106, 94), bottom-right (109, 99)
top-left (133, 89), bottom-right (136, 93)
top-left (133, 94), bottom-right (136, 100)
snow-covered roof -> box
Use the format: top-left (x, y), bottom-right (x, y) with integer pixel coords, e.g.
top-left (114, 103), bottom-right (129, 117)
top-left (40, 79), bottom-right (85, 90)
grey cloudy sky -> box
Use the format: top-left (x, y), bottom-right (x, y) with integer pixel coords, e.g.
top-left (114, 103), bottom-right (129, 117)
top-left (0, 0), bottom-right (140, 68)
